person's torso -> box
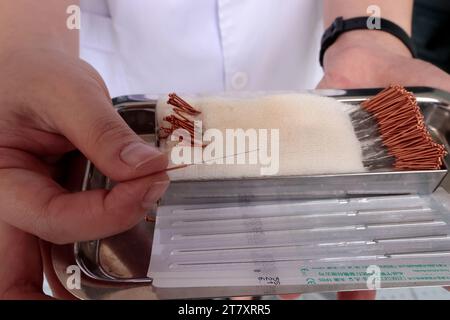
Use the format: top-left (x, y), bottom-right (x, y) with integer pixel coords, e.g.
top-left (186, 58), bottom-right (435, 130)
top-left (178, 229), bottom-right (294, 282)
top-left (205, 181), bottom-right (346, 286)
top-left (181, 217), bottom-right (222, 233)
top-left (80, 0), bottom-right (324, 97)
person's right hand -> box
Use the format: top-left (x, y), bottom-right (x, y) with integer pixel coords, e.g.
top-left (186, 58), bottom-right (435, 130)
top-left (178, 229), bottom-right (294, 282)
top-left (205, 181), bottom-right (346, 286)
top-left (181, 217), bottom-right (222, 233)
top-left (0, 48), bottom-right (169, 244)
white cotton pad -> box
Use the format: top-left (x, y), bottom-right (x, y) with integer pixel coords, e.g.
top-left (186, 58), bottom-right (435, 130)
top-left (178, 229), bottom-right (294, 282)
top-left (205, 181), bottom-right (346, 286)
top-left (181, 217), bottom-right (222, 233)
top-left (156, 93), bottom-right (365, 180)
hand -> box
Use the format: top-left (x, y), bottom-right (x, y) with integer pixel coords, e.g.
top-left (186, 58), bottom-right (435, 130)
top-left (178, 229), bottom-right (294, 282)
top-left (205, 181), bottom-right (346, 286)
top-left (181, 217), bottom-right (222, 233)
top-left (318, 30), bottom-right (450, 299)
top-left (0, 48), bottom-right (169, 298)
top-left (317, 30), bottom-right (450, 92)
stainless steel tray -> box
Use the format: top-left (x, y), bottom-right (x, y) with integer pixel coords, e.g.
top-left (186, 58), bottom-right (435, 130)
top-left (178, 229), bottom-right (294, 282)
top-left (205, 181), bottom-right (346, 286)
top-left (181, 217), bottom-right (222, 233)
top-left (51, 87), bottom-right (450, 299)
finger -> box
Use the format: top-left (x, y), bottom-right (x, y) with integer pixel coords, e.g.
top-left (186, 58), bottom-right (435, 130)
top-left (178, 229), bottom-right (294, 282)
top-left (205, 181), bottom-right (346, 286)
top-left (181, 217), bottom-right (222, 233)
top-left (0, 165), bottom-right (169, 244)
top-left (337, 290), bottom-right (377, 300)
top-left (0, 221), bottom-right (51, 300)
top-left (39, 73), bottom-right (168, 182)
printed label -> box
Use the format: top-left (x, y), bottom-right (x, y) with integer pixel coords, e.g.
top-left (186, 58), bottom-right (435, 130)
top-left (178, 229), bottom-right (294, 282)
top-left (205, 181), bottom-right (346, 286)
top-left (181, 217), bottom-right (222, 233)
top-left (299, 264), bottom-right (450, 287)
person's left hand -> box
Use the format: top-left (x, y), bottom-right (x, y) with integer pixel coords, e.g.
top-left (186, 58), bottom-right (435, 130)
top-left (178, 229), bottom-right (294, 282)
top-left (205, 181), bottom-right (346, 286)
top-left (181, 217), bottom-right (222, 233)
top-left (317, 30), bottom-right (450, 92)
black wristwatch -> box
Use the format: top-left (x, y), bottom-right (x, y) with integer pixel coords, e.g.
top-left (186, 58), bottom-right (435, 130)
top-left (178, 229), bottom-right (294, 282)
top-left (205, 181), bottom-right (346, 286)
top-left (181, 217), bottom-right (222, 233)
top-left (320, 16), bottom-right (417, 67)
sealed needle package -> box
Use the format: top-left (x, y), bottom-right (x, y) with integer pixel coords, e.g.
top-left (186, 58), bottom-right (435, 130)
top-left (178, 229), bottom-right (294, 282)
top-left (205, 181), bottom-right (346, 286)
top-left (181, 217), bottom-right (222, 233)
top-left (148, 191), bottom-right (450, 290)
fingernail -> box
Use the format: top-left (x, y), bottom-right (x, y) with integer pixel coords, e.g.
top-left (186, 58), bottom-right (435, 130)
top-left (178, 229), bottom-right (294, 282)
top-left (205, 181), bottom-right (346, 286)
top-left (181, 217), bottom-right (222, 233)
top-left (120, 142), bottom-right (162, 168)
top-left (142, 180), bottom-right (170, 209)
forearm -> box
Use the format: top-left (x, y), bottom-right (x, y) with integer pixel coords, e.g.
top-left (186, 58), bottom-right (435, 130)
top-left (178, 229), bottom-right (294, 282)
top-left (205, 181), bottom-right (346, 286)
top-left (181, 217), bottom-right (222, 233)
top-left (0, 0), bottom-right (79, 57)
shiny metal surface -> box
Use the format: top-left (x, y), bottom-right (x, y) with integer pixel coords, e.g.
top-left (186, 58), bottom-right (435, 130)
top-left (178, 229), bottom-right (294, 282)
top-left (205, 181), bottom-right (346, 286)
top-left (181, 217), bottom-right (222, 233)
top-left (52, 87), bottom-right (450, 299)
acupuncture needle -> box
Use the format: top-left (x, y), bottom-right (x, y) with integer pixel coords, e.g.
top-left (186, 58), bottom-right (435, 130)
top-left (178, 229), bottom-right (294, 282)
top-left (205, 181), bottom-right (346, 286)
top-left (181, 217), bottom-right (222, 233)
top-left (161, 148), bottom-right (369, 173)
top-left (169, 250), bottom-right (450, 268)
top-left (158, 148), bottom-right (261, 173)
top-left (171, 235), bottom-right (450, 255)
top-left (171, 220), bottom-right (446, 240)
top-left (105, 148), bottom-right (261, 189)
top-left (168, 195), bottom-right (427, 216)
top-left (169, 207), bottom-right (432, 225)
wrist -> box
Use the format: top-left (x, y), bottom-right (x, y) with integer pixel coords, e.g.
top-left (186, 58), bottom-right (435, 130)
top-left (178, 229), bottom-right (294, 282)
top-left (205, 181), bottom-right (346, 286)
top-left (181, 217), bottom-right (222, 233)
top-left (323, 30), bottom-right (413, 69)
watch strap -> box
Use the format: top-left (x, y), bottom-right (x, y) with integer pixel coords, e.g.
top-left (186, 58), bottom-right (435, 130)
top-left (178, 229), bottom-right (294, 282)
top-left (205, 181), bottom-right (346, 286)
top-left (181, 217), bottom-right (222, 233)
top-left (320, 16), bottom-right (417, 67)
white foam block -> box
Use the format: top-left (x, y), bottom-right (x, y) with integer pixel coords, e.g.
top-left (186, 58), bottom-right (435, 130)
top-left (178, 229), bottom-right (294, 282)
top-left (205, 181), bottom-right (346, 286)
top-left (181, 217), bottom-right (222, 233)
top-left (156, 93), bottom-right (364, 180)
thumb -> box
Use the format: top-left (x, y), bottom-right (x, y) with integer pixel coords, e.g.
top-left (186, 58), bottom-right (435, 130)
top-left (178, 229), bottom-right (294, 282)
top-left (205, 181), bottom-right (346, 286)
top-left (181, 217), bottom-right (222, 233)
top-left (0, 163), bottom-right (170, 244)
top-left (44, 85), bottom-right (167, 182)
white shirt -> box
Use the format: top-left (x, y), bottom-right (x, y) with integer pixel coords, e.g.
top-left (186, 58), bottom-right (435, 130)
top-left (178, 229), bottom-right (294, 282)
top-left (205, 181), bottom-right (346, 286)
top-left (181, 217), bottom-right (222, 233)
top-left (80, 0), bottom-right (324, 98)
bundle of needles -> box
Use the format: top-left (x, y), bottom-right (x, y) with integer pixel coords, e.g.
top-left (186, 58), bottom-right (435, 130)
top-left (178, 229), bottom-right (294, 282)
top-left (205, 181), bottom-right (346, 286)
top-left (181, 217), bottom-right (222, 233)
top-left (350, 85), bottom-right (447, 170)
top-left (158, 93), bottom-right (202, 146)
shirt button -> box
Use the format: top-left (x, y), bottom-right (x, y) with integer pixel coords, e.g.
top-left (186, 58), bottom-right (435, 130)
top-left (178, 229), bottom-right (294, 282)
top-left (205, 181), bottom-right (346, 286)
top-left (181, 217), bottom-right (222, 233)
top-left (231, 72), bottom-right (249, 90)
